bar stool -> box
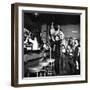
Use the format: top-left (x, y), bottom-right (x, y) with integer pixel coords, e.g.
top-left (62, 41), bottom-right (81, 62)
top-left (39, 60), bottom-right (49, 76)
top-left (47, 58), bottom-right (55, 76)
top-left (48, 58), bottom-right (55, 65)
top-left (28, 65), bottom-right (43, 77)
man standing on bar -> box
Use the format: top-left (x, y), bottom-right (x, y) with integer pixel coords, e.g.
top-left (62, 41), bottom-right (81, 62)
top-left (54, 25), bottom-right (65, 75)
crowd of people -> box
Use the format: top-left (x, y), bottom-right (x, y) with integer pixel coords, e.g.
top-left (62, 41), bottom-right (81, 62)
top-left (48, 22), bottom-right (80, 75)
top-left (24, 22), bottom-right (80, 76)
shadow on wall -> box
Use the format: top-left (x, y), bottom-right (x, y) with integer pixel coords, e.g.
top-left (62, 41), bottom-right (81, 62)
top-left (61, 24), bottom-right (80, 39)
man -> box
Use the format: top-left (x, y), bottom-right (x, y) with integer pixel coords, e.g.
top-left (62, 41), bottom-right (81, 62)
top-left (55, 25), bottom-right (64, 40)
top-left (54, 36), bottom-right (61, 75)
top-left (49, 22), bottom-right (56, 58)
top-left (50, 22), bottom-right (56, 41)
top-left (54, 25), bottom-right (65, 75)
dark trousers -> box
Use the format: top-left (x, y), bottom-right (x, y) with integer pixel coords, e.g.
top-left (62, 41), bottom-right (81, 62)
top-left (54, 41), bottom-right (60, 75)
top-left (55, 57), bottom-right (60, 75)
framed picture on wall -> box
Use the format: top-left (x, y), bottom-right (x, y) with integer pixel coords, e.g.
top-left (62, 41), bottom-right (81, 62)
top-left (11, 3), bottom-right (88, 87)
